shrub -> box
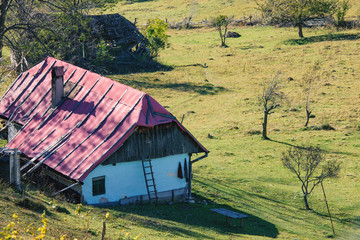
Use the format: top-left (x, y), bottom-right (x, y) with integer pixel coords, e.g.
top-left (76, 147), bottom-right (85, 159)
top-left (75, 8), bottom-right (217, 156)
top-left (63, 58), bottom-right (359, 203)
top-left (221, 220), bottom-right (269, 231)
top-left (336, 0), bottom-right (351, 28)
top-left (320, 123), bottom-right (335, 130)
top-left (93, 40), bottom-right (115, 66)
top-left (144, 18), bottom-right (169, 58)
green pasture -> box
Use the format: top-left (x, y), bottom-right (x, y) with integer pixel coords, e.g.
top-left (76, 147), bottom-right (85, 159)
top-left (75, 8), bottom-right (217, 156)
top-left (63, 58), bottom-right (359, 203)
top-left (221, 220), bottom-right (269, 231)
top-left (1, 6), bottom-right (360, 240)
top-left (109, 26), bottom-right (360, 239)
top-left (102, 0), bottom-right (360, 24)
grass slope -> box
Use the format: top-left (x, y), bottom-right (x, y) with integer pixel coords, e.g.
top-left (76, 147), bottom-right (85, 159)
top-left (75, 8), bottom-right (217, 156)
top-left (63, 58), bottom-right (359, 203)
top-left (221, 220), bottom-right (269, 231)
top-left (109, 26), bottom-right (360, 239)
top-left (1, 6), bottom-right (360, 240)
top-left (103, 0), bottom-right (360, 24)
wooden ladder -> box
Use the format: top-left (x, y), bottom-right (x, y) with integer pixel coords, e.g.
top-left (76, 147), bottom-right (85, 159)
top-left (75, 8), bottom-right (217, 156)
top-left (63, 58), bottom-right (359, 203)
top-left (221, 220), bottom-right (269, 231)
top-left (141, 159), bottom-right (158, 204)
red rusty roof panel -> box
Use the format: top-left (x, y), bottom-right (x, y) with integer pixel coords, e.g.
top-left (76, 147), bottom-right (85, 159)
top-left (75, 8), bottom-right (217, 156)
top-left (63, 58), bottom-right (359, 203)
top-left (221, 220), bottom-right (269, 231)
top-left (0, 57), bottom-right (208, 181)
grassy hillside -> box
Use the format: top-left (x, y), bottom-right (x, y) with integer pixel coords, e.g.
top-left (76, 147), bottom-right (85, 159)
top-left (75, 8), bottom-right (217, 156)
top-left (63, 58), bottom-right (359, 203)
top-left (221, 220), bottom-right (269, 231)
top-left (109, 26), bottom-right (360, 239)
top-left (103, 0), bottom-right (360, 23)
top-left (1, 2), bottom-right (360, 240)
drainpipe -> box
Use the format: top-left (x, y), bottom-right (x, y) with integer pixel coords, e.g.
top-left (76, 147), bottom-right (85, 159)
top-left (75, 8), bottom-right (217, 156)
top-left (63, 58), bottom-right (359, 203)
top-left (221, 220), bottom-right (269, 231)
top-left (188, 152), bottom-right (208, 200)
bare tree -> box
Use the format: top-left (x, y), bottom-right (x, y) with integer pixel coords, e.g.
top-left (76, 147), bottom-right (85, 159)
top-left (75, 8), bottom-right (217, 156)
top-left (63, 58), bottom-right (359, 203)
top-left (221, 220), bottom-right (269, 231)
top-left (259, 72), bottom-right (284, 140)
top-left (301, 62), bottom-right (321, 127)
top-left (282, 146), bottom-right (341, 210)
top-left (0, 0), bottom-right (40, 59)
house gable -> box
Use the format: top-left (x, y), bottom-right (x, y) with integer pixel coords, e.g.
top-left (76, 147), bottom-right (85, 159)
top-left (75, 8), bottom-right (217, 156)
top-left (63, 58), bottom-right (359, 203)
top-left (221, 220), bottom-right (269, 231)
top-left (102, 122), bottom-right (203, 165)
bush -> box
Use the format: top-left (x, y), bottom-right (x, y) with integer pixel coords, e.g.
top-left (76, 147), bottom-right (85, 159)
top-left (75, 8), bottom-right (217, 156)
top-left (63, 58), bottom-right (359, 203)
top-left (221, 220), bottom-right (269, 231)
top-left (320, 123), bottom-right (335, 130)
top-left (93, 40), bottom-right (115, 66)
top-left (144, 18), bottom-right (169, 58)
top-left (336, 0), bottom-right (351, 28)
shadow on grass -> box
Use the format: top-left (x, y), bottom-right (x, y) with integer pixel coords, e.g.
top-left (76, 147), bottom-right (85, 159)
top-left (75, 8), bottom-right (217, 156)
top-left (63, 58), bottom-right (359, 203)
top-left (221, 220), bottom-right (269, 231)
top-left (108, 60), bottom-right (227, 95)
top-left (104, 60), bottom-right (174, 75)
top-left (269, 139), bottom-right (360, 157)
top-left (131, 0), bottom-right (154, 2)
top-left (105, 174), bottom-right (281, 239)
top-left (269, 139), bottom-right (306, 149)
top-left (284, 33), bottom-right (359, 45)
top-left (116, 77), bottom-right (227, 95)
top-left (108, 197), bottom-right (278, 239)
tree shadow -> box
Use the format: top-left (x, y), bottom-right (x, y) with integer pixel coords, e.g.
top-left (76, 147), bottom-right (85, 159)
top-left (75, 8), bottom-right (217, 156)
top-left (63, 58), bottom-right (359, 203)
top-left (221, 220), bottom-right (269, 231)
top-left (131, 0), bottom-right (154, 2)
top-left (311, 209), bottom-right (360, 229)
top-left (101, 60), bottom-right (174, 75)
top-left (107, 195), bottom-right (279, 239)
top-left (283, 33), bottom-right (359, 45)
top-left (116, 77), bottom-right (227, 95)
top-left (269, 138), bottom-right (360, 157)
top-left (268, 139), bottom-right (305, 149)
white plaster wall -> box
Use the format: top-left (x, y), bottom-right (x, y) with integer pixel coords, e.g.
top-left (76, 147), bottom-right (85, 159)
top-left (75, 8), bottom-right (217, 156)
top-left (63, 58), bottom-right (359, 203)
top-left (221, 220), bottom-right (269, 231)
top-left (82, 153), bottom-right (189, 205)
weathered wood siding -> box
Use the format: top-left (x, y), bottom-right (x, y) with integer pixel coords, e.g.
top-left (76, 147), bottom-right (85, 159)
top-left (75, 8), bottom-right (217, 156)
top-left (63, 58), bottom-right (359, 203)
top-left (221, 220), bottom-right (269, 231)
top-left (102, 122), bottom-right (203, 165)
top-left (8, 122), bottom-right (22, 142)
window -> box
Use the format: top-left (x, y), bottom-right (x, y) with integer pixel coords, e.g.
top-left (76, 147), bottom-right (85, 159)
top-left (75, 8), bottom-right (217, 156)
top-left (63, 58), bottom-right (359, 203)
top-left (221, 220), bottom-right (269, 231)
top-left (92, 176), bottom-right (105, 196)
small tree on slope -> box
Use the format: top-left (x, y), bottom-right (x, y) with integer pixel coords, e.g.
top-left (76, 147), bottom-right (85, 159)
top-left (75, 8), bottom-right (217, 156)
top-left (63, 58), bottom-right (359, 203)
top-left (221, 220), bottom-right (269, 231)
top-left (259, 72), bottom-right (284, 140)
top-left (213, 15), bottom-right (233, 47)
top-left (281, 146), bottom-right (341, 210)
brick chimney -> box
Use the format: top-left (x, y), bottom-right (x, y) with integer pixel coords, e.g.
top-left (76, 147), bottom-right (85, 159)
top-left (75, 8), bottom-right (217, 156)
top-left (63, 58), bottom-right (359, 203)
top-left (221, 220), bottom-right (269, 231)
top-left (51, 66), bottom-right (64, 107)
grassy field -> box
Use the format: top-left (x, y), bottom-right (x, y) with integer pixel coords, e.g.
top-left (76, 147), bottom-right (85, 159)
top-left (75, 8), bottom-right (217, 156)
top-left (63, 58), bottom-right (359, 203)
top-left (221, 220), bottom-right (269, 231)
top-left (1, 2), bottom-right (360, 240)
top-left (102, 0), bottom-right (360, 24)
top-left (109, 26), bottom-right (360, 239)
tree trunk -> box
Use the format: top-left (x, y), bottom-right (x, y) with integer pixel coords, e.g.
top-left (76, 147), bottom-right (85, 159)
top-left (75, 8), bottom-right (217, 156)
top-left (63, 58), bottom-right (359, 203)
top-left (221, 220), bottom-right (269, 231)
top-left (298, 23), bottom-right (304, 38)
top-left (218, 27), bottom-right (225, 47)
top-left (304, 194), bottom-right (311, 210)
top-left (0, 38), bottom-right (3, 59)
top-left (223, 25), bottom-right (228, 47)
top-left (262, 111), bottom-right (269, 140)
top-left (305, 109), bottom-right (311, 127)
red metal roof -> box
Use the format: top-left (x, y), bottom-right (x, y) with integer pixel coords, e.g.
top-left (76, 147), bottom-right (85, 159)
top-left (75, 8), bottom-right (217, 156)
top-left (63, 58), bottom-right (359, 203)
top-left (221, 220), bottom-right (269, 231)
top-left (0, 57), bottom-right (208, 181)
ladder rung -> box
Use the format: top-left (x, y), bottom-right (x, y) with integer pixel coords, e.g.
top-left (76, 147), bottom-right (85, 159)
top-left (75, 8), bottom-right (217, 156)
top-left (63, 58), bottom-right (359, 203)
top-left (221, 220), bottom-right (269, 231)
top-left (145, 172), bottom-right (152, 175)
top-left (147, 179), bottom-right (154, 181)
top-left (144, 166), bottom-right (152, 168)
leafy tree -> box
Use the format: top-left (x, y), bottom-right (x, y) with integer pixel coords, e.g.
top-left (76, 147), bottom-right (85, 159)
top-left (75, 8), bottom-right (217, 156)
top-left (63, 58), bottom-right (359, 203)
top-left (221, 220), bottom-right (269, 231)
top-left (5, 0), bottom-right (120, 69)
top-left (335, 0), bottom-right (351, 28)
top-left (282, 146), bottom-right (341, 210)
top-left (257, 0), bottom-right (339, 38)
top-left (212, 15), bottom-right (233, 47)
top-left (143, 18), bottom-right (169, 58)
top-left (259, 72), bottom-right (284, 140)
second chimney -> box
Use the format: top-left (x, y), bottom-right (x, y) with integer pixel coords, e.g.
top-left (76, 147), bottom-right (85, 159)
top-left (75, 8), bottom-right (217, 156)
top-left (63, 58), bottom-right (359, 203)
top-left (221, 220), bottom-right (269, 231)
top-left (51, 66), bottom-right (64, 107)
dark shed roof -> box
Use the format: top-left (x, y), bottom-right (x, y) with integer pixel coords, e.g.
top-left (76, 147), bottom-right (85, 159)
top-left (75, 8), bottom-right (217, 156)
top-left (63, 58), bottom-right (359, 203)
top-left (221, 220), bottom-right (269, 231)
top-left (89, 14), bottom-right (146, 46)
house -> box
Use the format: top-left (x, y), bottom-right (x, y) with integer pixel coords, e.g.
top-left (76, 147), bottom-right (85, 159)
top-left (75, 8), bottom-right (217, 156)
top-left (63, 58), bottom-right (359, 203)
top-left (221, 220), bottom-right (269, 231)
top-left (0, 57), bottom-right (208, 205)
